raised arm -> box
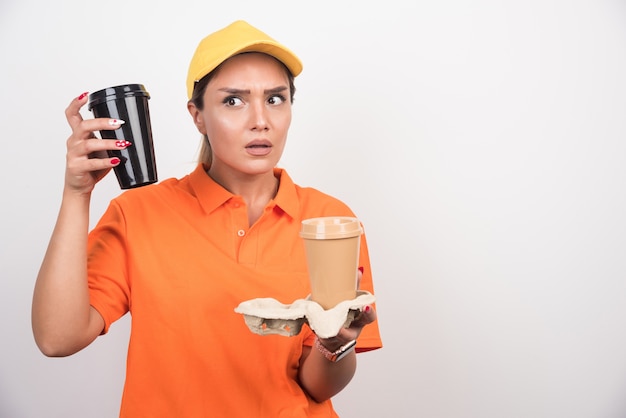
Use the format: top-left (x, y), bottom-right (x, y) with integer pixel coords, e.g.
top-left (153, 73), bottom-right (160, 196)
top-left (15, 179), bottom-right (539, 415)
top-left (31, 93), bottom-right (129, 357)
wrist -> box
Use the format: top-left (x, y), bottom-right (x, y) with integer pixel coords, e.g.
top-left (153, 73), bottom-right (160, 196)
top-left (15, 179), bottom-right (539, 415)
top-left (62, 186), bottom-right (93, 202)
top-left (314, 338), bottom-right (356, 362)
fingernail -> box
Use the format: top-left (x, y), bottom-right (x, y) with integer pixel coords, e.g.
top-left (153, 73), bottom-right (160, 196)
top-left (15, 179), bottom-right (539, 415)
top-left (108, 119), bottom-right (126, 126)
top-left (363, 305), bottom-right (371, 313)
top-left (115, 140), bottom-right (132, 148)
top-left (77, 92), bottom-right (88, 101)
top-left (111, 158), bottom-right (121, 165)
top-left (358, 267), bottom-right (364, 274)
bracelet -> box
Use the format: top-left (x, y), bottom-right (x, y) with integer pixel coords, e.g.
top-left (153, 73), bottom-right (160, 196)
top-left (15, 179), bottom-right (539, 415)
top-left (314, 338), bottom-right (357, 362)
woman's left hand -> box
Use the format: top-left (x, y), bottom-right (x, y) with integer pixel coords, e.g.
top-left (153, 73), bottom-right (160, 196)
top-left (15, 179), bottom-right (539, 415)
top-left (317, 269), bottom-right (377, 350)
top-left (317, 304), bottom-right (377, 351)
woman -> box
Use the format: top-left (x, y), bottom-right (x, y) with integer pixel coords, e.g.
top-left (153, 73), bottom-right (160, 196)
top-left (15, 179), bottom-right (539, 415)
top-left (32, 20), bottom-right (382, 417)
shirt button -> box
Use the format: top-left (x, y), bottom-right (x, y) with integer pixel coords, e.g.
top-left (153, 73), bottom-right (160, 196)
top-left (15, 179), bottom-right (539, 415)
top-left (233, 202), bottom-right (241, 208)
top-left (237, 229), bottom-right (245, 237)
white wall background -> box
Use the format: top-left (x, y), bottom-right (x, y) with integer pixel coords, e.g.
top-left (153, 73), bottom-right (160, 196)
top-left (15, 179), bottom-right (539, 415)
top-left (2, 0), bottom-right (626, 417)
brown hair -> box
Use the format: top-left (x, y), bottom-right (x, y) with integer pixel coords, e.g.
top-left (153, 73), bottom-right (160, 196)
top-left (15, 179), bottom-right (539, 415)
top-left (189, 53), bottom-right (297, 166)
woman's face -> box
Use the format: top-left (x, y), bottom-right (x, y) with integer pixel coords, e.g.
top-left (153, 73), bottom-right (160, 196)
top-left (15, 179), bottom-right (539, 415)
top-left (189, 52), bottom-right (292, 177)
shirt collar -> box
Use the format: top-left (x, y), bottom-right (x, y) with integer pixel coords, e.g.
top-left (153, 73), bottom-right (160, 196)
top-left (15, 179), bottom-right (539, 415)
top-left (272, 168), bottom-right (299, 220)
top-left (188, 163), bottom-right (300, 220)
top-left (188, 164), bottom-right (233, 214)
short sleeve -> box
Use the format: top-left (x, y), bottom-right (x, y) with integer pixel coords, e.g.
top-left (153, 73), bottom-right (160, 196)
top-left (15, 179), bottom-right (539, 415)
top-left (354, 227), bottom-right (383, 352)
top-left (87, 200), bottom-right (131, 333)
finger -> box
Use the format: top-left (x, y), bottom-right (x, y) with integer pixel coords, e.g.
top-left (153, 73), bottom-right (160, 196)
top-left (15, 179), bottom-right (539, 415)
top-left (67, 136), bottom-right (131, 160)
top-left (321, 306), bottom-right (377, 343)
top-left (65, 92), bottom-right (89, 130)
top-left (65, 92), bottom-right (126, 137)
top-left (65, 155), bottom-right (119, 193)
top-left (332, 325), bottom-right (360, 343)
top-left (67, 151), bottom-right (120, 179)
top-left (69, 154), bottom-right (121, 173)
top-left (66, 119), bottom-right (127, 154)
top-left (357, 267), bottom-right (364, 289)
top-left (348, 305), bottom-right (377, 329)
top-left (77, 117), bottom-right (126, 139)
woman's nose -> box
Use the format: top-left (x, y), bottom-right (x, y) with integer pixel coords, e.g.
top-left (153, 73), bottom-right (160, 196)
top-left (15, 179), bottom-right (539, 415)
top-left (250, 101), bottom-right (269, 131)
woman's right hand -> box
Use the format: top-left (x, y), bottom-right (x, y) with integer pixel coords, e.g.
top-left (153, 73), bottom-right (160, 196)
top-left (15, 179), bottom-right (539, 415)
top-left (64, 92), bottom-right (130, 195)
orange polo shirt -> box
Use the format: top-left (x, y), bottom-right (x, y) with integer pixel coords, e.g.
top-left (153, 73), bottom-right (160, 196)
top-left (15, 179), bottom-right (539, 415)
top-left (87, 163), bottom-right (382, 417)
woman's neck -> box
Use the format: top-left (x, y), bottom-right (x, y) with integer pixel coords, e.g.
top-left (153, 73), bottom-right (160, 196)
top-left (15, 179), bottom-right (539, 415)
top-left (206, 166), bottom-right (279, 226)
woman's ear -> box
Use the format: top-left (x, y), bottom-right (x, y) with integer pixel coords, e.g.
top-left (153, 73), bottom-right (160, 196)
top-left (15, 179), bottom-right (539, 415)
top-left (187, 101), bottom-right (206, 134)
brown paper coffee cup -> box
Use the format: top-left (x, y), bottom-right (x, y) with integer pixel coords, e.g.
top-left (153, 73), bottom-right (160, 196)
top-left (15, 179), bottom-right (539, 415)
top-left (300, 217), bottom-right (362, 310)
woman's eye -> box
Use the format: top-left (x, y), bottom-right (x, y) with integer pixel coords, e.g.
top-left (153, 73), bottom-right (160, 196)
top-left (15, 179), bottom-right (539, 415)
top-left (268, 94), bottom-right (286, 105)
top-left (224, 96), bottom-right (243, 106)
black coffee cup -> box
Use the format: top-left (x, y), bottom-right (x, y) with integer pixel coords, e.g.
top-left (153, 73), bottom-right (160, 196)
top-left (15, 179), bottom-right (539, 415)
top-left (88, 84), bottom-right (158, 189)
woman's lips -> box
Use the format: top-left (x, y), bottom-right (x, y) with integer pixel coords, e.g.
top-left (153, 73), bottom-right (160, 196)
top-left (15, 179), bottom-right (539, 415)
top-left (245, 140), bottom-right (272, 156)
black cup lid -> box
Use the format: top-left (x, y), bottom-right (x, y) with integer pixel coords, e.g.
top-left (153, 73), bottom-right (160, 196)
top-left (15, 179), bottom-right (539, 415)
top-left (87, 84), bottom-right (150, 110)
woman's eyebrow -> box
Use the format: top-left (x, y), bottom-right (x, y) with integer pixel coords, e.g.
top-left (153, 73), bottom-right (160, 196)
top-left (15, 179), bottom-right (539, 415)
top-left (218, 86), bottom-right (288, 95)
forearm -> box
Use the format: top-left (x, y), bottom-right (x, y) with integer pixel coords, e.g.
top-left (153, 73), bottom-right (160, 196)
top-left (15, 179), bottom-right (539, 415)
top-left (298, 344), bottom-right (357, 403)
top-left (32, 189), bottom-right (101, 356)
top-left (298, 305), bottom-right (378, 402)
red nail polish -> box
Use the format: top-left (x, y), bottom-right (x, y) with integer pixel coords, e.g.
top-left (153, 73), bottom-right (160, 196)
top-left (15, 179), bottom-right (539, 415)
top-left (364, 305), bottom-right (371, 313)
top-left (111, 158), bottom-right (121, 165)
top-left (77, 92), bottom-right (88, 101)
top-left (358, 266), bottom-right (364, 274)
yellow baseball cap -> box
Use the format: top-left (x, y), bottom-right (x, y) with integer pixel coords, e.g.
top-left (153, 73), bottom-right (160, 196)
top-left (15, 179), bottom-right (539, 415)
top-left (186, 20), bottom-right (303, 99)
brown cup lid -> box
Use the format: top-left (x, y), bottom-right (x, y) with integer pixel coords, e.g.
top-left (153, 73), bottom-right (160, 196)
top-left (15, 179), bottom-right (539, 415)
top-left (299, 216), bottom-right (362, 239)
